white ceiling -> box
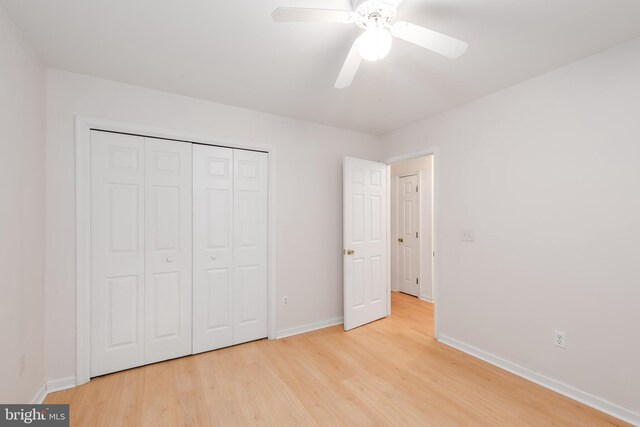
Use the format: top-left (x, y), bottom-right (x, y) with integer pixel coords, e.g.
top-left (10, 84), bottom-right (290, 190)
top-left (3, 0), bottom-right (640, 134)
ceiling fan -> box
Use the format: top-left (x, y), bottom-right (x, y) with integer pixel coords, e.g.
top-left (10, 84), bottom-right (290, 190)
top-left (271, 0), bottom-right (468, 89)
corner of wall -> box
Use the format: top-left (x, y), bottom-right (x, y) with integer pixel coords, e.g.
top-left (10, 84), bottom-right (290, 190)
top-left (0, 2), bottom-right (48, 405)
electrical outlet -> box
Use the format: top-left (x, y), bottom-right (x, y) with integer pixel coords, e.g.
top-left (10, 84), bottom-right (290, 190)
top-left (553, 330), bottom-right (567, 349)
top-left (283, 295), bottom-right (288, 306)
top-left (18, 354), bottom-right (25, 376)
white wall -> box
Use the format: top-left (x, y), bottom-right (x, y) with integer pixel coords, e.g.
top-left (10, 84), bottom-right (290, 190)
top-left (0, 7), bottom-right (46, 403)
top-left (381, 37), bottom-right (640, 419)
top-left (389, 156), bottom-right (433, 301)
top-left (45, 69), bottom-right (381, 382)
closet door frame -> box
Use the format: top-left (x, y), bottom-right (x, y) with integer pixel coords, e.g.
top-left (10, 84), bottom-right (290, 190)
top-left (75, 117), bottom-right (277, 386)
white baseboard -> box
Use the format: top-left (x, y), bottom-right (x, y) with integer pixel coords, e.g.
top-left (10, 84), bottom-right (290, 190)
top-left (30, 383), bottom-right (47, 404)
top-left (46, 376), bottom-right (77, 394)
top-left (276, 317), bottom-right (343, 339)
top-left (438, 334), bottom-right (639, 426)
top-left (419, 295), bottom-right (433, 303)
top-left (29, 376), bottom-right (77, 405)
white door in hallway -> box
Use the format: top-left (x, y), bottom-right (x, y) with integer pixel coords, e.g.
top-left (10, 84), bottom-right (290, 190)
top-left (397, 174), bottom-right (420, 297)
top-left (343, 157), bottom-right (388, 331)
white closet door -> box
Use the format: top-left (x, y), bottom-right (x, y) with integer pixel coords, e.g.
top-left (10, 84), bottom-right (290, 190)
top-left (233, 150), bottom-right (268, 344)
top-left (90, 131), bottom-right (145, 377)
top-left (192, 145), bottom-right (235, 353)
top-left (144, 139), bottom-right (192, 364)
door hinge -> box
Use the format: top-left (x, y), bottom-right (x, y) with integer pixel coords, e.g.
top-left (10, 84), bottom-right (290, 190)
top-left (416, 231), bottom-right (418, 238)
top-left (416, 278), bottom-right (419, 284)
top-left (416, 185), bottom-right (419, 192)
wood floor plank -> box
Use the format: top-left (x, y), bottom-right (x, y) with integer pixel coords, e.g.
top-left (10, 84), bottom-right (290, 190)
top-left (45, 293), bottom-right (628, 426)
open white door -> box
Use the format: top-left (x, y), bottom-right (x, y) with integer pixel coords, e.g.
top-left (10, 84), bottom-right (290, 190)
top-left (343, 157), bottom-right (388, 331)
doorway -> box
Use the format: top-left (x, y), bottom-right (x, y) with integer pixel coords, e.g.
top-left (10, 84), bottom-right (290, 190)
top-left (389, 154), bottom-right (434, 325)
top-left (341, 152), bottom-right (436, 335)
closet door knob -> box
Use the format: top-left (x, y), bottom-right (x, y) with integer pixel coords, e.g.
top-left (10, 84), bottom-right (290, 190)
top-left (166, 257), bottom-right (173, 263)
top-left (210, 255), bottom-right (217, 260)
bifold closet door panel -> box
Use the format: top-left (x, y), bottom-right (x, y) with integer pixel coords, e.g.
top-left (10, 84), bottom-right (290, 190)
top-left (90, 131), bottom-right (146, 377)
top-left (233, 150), bottom-right (268, 345)
top-left (144, 139), bottom-right (193, 364)
top-left (91, 133), bottom-right (267, 373)
top-left (192, 145), bottom-right (234, 353)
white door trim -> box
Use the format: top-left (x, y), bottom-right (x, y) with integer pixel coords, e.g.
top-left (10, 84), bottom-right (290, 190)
top-left (75, 116), bottom-right (277, 385)
top-left (383, 148), bottom-right (439, 339)
top-left (385, 166), bottom-right (391, 317)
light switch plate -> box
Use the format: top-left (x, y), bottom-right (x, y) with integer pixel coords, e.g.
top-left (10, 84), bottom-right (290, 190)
top-left (461, 229), bottom-right (475, 242)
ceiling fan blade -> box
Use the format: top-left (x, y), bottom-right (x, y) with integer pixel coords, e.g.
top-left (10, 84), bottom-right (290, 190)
top-left (335, 39), bottom-right (362, 89)
top-left (391, 21), bottom-right (468, 59)
top-left (271, 7), bottom-right (352, 23)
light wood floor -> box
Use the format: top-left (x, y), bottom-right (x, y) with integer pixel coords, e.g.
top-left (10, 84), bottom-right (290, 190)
top-left (46, 292), bottom-right (626, 426)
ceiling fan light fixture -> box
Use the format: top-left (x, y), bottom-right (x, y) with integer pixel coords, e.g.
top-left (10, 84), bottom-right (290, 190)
top-left (357, 26), bottom-right (392, 61)
top-left (271, 0), bottom-right (468, 88)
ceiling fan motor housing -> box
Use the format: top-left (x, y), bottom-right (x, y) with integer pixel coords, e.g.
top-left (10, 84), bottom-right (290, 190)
top-left (352, 0), bottom-right (399, 29)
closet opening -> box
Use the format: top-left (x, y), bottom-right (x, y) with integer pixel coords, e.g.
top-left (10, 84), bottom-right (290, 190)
top-left (75, 118), bottom-right (276, 384)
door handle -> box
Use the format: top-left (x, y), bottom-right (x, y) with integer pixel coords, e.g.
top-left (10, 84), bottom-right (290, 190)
top-left (398, 238), bottom-right (403, 243)
top-left (345, 249), bottom-right (355, 255)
